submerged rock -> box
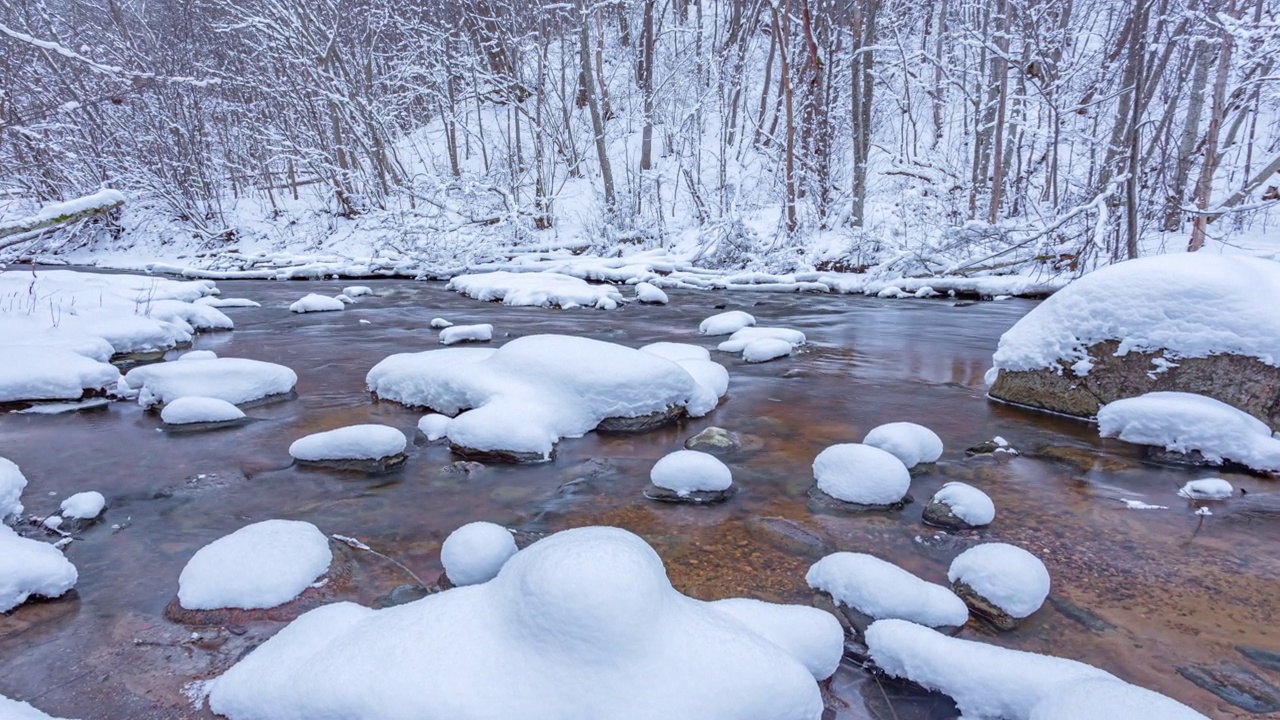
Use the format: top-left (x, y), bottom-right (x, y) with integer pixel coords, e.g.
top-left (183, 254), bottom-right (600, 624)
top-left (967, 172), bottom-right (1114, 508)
top-left (1238, 645), bottom-right (1280, 673)
top-left (1176, 662), bottom-right (1280, 713)
top-left (744, 516), bottom-right (834, 559)
top-left (684, 427), bottom-right (743, 453)
top-left (372, 584), bottom-right (431, 609)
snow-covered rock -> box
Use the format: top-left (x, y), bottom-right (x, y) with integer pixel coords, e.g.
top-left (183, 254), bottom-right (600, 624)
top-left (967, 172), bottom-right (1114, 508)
top-left (743, 338), bottom-right (794, 363)
top-left (289, 293), bottom-right (345, 313)
top-left (923, 482), bottom-right (995, 529)
top-left (417, 413), bottom-right (452, 441)
top-left (1177, 477), bottom-right (1234, 500)
top-left (448, 271), bottom-right (623, 310)
top-left (177, 520), bottom-right (332, 611)
top-left (806, 553), bottom-right (967, 628)
top-left (439, 323), bottom-right (493, 345)
top-left (863, 422), bottom-right (944, 468)
top-left (208, 526), bottom-right (824, 720)
top-left (635, 282), bottom-right (668, 304)
top-left (699, 310), bottom-right (756, 336)
top-left (343, 286), bottom-right (374, 297)
top-left (865, 619), bottom-right (1206, 720)
top-left (0, 348), bottom-right (121, 405)
top-left (179, 350), bottom-right (218, 361)
top-left (429, 317), bottom-right (453, 329)
top-left (649, 450), bottom-right (733, 498)
top-left (160, 396), bottom-right (246, 425)
top-left (1, 457), bottom-right (27, 520)
top-left (334, 294), bottom-right (355, 304)
top-left (59, 491), bottom-right (105, 520)
top-left (289, 424), bottom-right (407, 463)
top-left (0, 694), bottom-right (81, 719)
top-left (1097, 392), bottom-right (1280, 472)
top-left (366, 336), bottom-right (721, 461)
top-left (441, 521), bottom-right (518, 586)
top-left (673, 359), bottom-right (730, 399)
top-left (0, 524), bottom-right (78, 612)
top-left (717, 327), bottom-right (806, 354)
top-left (640, 342), bottom-right (711, 363)
top-left (195, 296), bottom-right (260, 308)
top-left (812, 444), bottom-right (911, 506)
top-left (948, 543), bottom-right (1049, 628)
top-left (707, 597), bottom-right (843, 680)
top-left (124, 357), bottom-right (297, 407)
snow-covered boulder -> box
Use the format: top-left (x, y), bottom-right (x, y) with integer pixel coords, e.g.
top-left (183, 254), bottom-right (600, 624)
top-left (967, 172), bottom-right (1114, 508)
top-left (208, 526), bottom-right (824, 720)
top-left (948, 543), bottom-right (1050, 629)
top-left (1178, 477), bottom-right (1234, 500)
top-left (806, 552), bottom-right (967, 629)
top-left (865, 619), bottom-right (1206, 720)
top-left (334, 294), bottom-right (355, 305)
top-left (635, 282), bottom-right (668, 304)
top-left (60, 491), bottom-right (105, 520)
top-left (179, 350), bottom-right (218, 361)
top-left (448, 271), bottom-right (622, 310)
top-left (160, 396), bottom-right (247, 426)
top-left (177, 520), bottom-right (332, 611)
top-left (812, 444), bottom-right (911, 507)
top-left (1, 457), bottom-right (27, 520)
top-left (640, 342), bottom-right (710, 363)
top-left (366, 335), bottom-right (723, 462)
top-left (441, 521), bottom-right (518, 586)
top-left (124, 357), bottom-right (297, 408)
top-left (0, 694), bottom-right (81, 719)
top-left (429, 317), bottom-right (453, 329)
top-left (289, 293), bottom-right (345, 313)
top-left (863, 422), bottom-right (944, 468)
top-left (923, 482), bottom-right (995, 530)
top-left (195, 296), bottom-right (260, 308)
top-left (439, 323), bottom-right (493, 345)
top-left (989, 254), bottom-right (1280, 426)
top-left (717, 327), bottom-right (806, 354)
top-left (343, 286), bottom-right (374, 298)
top-left (417, 413), bottom-right (452, 441)
top-left (707, 597), bottom-right (843, 680)
top-left (742, 338), bottom-right (794, 363)
top-left (0, 524), bottom-right (78, 612)
top-left (289, 424), bottom-right (408, 470)
top-left (698, 310), bottom-right (756, 336)
top-left (1097, 392), bottom-right (1280, 472)
top-left (645, 450), bottom-right (734, 503)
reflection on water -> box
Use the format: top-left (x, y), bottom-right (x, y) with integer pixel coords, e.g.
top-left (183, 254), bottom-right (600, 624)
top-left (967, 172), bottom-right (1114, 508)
top-left (1, 280), bottom-right (1276, 719)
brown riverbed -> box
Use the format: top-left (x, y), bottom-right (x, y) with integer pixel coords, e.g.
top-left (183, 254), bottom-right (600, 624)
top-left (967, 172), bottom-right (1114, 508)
top-left (1, 277), bottom-right (1277, 719)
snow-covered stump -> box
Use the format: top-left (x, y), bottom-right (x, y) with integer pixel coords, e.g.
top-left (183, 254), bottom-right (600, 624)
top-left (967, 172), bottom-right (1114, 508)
top-left (806, 553), bottom-right (968, 634)
top-left (948, 543), bottom-right (1050, 630)
top-left (1097, 392), bottom-right (1280, 474)
top-left (922, 482), bottom-right (995, 530)
top-left (289, 424), bottom-right (409, 473)
top-left (644, 450), bottom-right (736, 504)
top-left (988, 254), bottom-right (1280, 428)
top-left (0, 524), bottom-right (78, 612)
top-left (810, 444), bottom-right (912, 511)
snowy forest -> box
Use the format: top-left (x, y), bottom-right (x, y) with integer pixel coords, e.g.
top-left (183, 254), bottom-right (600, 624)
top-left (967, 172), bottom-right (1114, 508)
top-left (2, 0), bottom-right (1278, 277)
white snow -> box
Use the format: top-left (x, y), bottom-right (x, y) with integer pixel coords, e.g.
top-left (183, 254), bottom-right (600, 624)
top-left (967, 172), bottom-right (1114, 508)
top-left (160, 396), bottom-right (246, 425)
top-left (716, 326), bottom-right (806, 353)
top-left (707, 597), bottom-right (843, 680)
top-left (289, 293), bottom-right (345, 313)
top-left (992, 254), bottom-right (1280, 374)
top-left (1097, 392), bottom-right (1280, 472)
top-left (440, 521), bottom-right (518, 586)
top-left (417, 413), bottom-right (452, 441)
top-left (0, 188), bottom-right (123, 234)
top-left (0, 694), bottom-right (81, 720)
top-left (813, 444), bottom-right (911, 505)
top-left (649, 450), bottom-right (733, 497)
top-left (178, 350), bottom-right (218, 361)
top-left (674, 359), bottom-right (730, 399)
top-left (1121, 498), bottom-right (1168, 510)
top-left (743, 338), bottom-right (795, 363)
top-left (865, 619), bottom-right (1207, 720)
top-left (59, 491), bottom-right (105, 520)
top-left (343, 286), bottom-right (374, 297)
top-left (635, 282), bottom-right (668, 304)
top-left (699, 310), bottom-right (756, 336)
top-left (448, 271), bottom-right (623, 310)
top-left (1, 457), bottom-right (26, 519)
top-left (929, 482), bottom-right (996, 526)
top-left (863, 422), bottom-right (944, 468)
top-left (366, 336), bottom-right (719, 460)
top-left (208, 526), bottom-right (823, 720)
top-left (639, 342), bottom-right (710, 363)
top-left (289, 424), bottom-right (407, 462)
top-left (334, 293), bottom-right (354, 304)
top-left (429, 317), bottom-right (453, 329)
top-left (194, 296), bottom-right (260, 308)
top-left (806, 552), bottom-right (968, 628)
top-left (948, 543), bottom-right (1050, 620)
top-left (0, 524), bottom-right (78, 612)
top-left (1177, 478), bottom-right (1234, 500)
top-left (123, 357), bottom-right (297, 407)
top-left (177, 520), bottom-right (332, 611)
top-left (439, 323), bottom-right (493, 345)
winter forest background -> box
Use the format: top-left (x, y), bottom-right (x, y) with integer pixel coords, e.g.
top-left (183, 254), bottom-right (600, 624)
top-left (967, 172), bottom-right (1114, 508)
top-left (1, 0), bottom-right (1277, 278)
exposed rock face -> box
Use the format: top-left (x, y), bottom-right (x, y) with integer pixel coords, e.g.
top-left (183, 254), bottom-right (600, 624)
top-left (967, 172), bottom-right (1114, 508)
top-left (595, 405), bottom-right (686, 433)
top-left (989, 340), bottom-right (1280, 428)
top-left (643, 484), bottom-right (736, 504)
top-left (684, 427), bottom-right (743, 453)
top-left (951, 580), bottom-right (1021, 631)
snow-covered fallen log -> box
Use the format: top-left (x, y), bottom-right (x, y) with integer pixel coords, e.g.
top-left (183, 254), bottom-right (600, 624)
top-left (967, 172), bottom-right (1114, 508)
top-left (0, 190), bottom-right (125, 246)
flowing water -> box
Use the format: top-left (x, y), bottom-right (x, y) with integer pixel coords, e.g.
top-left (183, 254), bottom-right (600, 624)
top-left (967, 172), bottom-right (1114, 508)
top-left (1, 277), bottom-right (1277, 719)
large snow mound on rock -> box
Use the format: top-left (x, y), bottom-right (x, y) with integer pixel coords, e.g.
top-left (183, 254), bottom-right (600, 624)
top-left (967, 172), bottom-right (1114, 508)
top-left (178, 520), bottom-right (332, 611)
top-left (124, 357), bottom-right (297, 407)
top-left (448, 271), bottom-right (623, 310)
top-left (807, 553), bottom-right (967, 628)
top-left (1098, 391), bottom-right (1280, 472)
top-left (366, 335), bottom-right (723, 460)
top-left (0, 524), bottom-right (78, 613)
top-left (949, 543), bottom-right (1050, 620)
top-left (865, 619), bottom-right (1207, 720)
top-left (813, 444), bottom-right (911, 505)
top-left (208, 526), bottom-right (825, 720)
top-left (992, 254), bottom-right (1280, 374)
top-left (289, 424), bottom-right (407, 462)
